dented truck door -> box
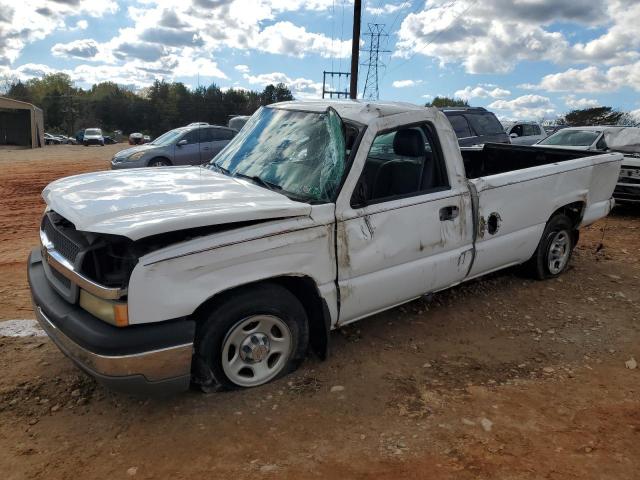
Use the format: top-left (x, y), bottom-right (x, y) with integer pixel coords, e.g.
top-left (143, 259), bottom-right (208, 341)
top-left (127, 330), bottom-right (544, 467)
top-left (334, 113), bottom-right (474, 324)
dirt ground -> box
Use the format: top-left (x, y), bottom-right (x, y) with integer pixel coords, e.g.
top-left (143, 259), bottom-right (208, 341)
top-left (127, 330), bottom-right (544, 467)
top-left (0, 145), bottom-right (639, 479)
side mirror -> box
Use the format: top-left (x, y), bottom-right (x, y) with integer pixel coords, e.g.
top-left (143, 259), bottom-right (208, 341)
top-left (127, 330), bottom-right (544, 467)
top-left (177, 139), bottom-right (187, 146)
top-left (510, 133), bottom-right (519, 139)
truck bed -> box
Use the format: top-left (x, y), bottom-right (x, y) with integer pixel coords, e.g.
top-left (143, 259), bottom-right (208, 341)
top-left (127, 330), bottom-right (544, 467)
top-left (461, 143), bottom-right (597, 179)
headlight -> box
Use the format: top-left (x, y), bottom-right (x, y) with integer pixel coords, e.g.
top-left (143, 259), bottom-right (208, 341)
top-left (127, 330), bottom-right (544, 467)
top-left (127, 151), bottom-right (146, 161)
top-left (79, 290), bottom-right (129, 327)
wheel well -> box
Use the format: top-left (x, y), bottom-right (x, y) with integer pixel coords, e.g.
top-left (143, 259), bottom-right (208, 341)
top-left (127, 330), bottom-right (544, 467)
top-left (147, 156), bottom-right (171, 166)
top-left (191, 276), bottom-right (331, 360)
top-left (550, 201), bottom-right (584, 246)
top-left (551, 201), bottom-right (585, 229)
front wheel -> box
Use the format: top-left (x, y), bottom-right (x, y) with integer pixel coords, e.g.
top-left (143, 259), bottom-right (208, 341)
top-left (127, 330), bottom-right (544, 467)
top-left (193, 284), bottom-right (309, 392)
top-left (525, 214), bottom-right (576, 280)
top-left (148, 158), bottom-right (171, 167)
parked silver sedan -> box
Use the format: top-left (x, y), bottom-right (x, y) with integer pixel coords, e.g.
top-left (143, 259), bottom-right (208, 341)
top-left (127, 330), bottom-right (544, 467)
top-left (111, 124), bottom-right (237, 169)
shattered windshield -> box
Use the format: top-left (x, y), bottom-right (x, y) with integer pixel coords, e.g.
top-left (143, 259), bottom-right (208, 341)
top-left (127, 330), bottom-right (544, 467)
top-left (207, 107), bottom-right (346, 203)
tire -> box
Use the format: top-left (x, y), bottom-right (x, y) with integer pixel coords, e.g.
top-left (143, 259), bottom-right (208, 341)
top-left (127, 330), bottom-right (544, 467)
top-left (148, 158), bottom-right (171, 167)
top-left (83, 142), bottom-right (88, 147)
top-left (193, 283), bottom-right (309, 392)
top-left (525, 214), bottom-right (576, 280)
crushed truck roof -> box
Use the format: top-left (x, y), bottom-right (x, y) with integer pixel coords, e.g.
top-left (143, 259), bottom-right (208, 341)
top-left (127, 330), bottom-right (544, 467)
top-left (271, 99), bottom-right (429, 124)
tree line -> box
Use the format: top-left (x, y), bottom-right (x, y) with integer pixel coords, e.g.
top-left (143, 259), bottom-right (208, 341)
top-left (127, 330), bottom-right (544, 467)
top-left (1, 73), bottom-right (294, 137)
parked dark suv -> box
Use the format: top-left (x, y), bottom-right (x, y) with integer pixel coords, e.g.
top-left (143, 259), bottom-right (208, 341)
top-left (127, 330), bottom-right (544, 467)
top-left (440, 107), bottom-right (510, 147)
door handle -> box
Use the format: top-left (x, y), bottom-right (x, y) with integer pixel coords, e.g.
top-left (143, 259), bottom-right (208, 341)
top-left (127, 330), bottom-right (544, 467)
top-left (439, 206), bottom-right (459, 221)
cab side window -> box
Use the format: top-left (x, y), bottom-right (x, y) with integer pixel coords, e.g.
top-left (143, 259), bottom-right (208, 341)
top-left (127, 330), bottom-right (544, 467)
top-left (352, 124), bottom-right (449, 207)
top-left (181, 129), bottom-right (202, 144)
top-left (215, 128), bottom-right (236, 141)
top-left (511, 124), bottom-right (524, 137)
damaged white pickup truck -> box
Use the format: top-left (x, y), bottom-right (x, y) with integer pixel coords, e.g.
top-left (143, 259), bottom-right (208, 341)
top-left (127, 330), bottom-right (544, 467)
top-left (28, 100), bottom-right (622, 394)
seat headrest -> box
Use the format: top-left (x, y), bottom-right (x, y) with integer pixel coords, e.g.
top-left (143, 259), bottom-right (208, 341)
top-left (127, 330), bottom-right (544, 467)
top-left (393, 129), bottom-right (425, 157)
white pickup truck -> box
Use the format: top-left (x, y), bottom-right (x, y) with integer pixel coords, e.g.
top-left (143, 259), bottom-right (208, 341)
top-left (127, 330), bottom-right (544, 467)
top-left (28, 100), bottom-right (622, 394)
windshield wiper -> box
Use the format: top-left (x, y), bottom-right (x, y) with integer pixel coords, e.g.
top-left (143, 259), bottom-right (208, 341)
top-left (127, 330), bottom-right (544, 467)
top-left (233, 172), bottom-right (282, 191)
top-left (208, 162), bottom-right (231, 175)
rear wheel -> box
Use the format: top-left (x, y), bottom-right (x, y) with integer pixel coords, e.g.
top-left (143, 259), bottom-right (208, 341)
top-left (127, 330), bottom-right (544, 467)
top-left (148, 158), bottom-right (171, 167)
top-left (193, 283), bottom-right (309, 392)
top-left (525, 214), bottom-right (576, 279)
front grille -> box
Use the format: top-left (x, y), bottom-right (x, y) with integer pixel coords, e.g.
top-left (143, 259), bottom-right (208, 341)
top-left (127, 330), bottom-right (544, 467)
top-left (42, 214), bottom-right (82, 263)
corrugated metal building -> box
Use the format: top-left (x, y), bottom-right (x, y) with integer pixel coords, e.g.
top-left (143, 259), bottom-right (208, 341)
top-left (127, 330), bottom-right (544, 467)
top-left (0, 97), bottom-right (45, 148)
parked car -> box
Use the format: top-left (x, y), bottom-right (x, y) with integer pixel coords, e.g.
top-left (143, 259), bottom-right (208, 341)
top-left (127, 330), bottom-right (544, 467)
top-left (143, 135), bottom-right (151, 143)
top-left (29, 100), bottom-right (622, 394)
top-left (440, 107), bottom-right (510, 146)
top-left (505, 121), bottom-right (548, 145)
top-left (534, 126), bottom-right (640, 204)
top-left (83, 128), bottom-right (105, 146)
top-left (544, 125), bottom-right (567, 136)
top-left (228, 115), bottom-right (250, 131)
top-left (104, 136), bottom-right (117, 145)
top-left (129, 133), bottom-right (144, 145)
top-left (44, 133), bottom-right (61, 145)
top-left (111, 124), bottom-right (237, 169)
top-left (534, 126), bottom-right (620, 151)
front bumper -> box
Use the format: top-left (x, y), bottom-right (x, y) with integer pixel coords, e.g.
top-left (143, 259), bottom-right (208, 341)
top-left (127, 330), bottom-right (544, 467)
top-left (84, 138), bottom-right (103, 145)
top-left (613, 184), bottom-right (640, 204)
top-left (28, 249), bottom-right (195, 395)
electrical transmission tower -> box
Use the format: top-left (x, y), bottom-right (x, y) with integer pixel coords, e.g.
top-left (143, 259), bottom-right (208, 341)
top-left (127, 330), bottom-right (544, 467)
top-left (362, 23), bottom-right (390, 100)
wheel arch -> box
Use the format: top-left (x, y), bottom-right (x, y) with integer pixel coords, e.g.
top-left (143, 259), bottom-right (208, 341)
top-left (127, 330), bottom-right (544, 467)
top-left (190, 275), bottom-right (331, 360)
top-left (550, 201), bottom-right (585, 227)
top-left (548, 200), bottom-right (585, 246)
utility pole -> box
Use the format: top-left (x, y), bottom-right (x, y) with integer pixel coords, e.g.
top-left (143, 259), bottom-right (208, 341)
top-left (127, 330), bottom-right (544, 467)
top-left (349, 0), bottom-right (361, 99)
top-left (362, 23), bottom-right (390, 100)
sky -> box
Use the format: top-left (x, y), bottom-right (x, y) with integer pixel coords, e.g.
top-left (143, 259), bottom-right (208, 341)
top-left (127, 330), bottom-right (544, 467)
top-left (0, 0), bottom-right (639, 121)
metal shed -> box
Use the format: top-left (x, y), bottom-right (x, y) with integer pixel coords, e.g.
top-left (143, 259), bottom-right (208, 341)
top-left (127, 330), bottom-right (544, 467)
top-left (0, 97), bottom-right (45, 148)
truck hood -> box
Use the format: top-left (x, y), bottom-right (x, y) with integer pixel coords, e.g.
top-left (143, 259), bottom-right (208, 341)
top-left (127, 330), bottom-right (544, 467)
top-left (42, 167), bottom-right (312, 240)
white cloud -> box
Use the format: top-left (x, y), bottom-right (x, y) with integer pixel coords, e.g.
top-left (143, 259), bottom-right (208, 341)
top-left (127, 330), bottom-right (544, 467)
top-left (366, 2), bottom-right (411, 16)
top-left (235, 64), bottom-right (250, 73)
top-left (488, 94), bottom-right (556, 120)
top-left (0, 0), bottom-right (118, 65)
top-left (14, 63), bottom-right (55, 80)
top-left (2, 0), bottom-right (351, 91)
top-left (454, 84), bottom-right (511, 100)
top-left (243, 71), bottom-right (322, 98)
top-left (73, 20), bottom-right (88, 31)
top-left (530, 62), bottom-right (640, 93)
top-left (563, 95), bottom-right (600, 109)
top-left (392, 79), bottom-right (422, 88)
top-left (394, 0), bottom-right (640, 75)
top-left (51, 39), bottom-right (99, 60)
top-left (255, 21), bottom-right (350, 58)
